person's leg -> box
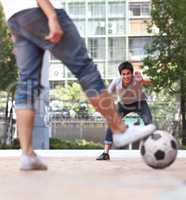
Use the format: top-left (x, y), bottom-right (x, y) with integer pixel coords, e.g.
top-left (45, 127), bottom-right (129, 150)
top-left (104, 144), bottom-right (112, 154)
top-left (134, 101), bottom-right (153, 148)
top-left (137, 101), bottom-right (153, 125)
top-left (8, 17), bottom-right (47, 170)
top-left (96, 128), bottom-right (112, 160)
top-left (16, 110), bottom-right (35, 155)
top-left (105, 102), bottom-right (130, 147)
top-left (97, 102), bottom-right (130, 160)
top-left (15, 41), bottom-right (47, 170)
top-left (104, 129), bottom-right (113, 153)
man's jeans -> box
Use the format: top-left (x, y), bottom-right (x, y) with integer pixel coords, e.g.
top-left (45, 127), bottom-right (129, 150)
top-left (8, 8), bottom-right (105, 111)
top-left (104, 101), bottom-right (152, 144)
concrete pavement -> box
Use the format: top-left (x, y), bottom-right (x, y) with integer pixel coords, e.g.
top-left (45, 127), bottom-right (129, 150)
top-left (0, 150), bottom-right (186, 200)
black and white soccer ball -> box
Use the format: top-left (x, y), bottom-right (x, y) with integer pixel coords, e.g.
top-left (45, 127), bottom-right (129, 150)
top-left (140, 130), bottom-right (177, 169)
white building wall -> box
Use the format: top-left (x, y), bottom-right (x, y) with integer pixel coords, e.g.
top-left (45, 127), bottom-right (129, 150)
top-left (49, 0), bottom-right (152, 83)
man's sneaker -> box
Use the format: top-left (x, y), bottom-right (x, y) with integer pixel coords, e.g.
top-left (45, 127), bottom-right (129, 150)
top-left (20, 153), bottom-right (48, 171)
top-left (113, 124), bottom-right (156, 147)
top-left (96, 152), bottom-right (110, 160)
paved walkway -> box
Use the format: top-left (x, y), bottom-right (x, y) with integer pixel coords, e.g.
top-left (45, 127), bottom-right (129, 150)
top-left (0, 150), bottom-right (186, 200)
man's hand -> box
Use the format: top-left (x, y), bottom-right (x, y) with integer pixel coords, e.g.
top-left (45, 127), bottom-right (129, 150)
top-left (134, 71), bottom-right (143, 82)
top-left (45, 16), bottom-right (64, 44)
top-left (36, 0), bottom-right (64, 44)
top-left (134, 71), bottom-right (152, 86)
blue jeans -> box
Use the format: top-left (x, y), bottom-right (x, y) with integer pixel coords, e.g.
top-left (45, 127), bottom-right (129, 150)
top-left (104, 101), bottom-right (152, 144)
top-left (8, 8), bottom-right (105, 111)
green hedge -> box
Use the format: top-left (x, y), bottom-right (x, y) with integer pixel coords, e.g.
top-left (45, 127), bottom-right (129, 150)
top-left (0, 138), bottom-right (103, 149)
top-left (0, 138), bottom-right (20, 149)
top-left (49, 138), bottom-right (103, 149)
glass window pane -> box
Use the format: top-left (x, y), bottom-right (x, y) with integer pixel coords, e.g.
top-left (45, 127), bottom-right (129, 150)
top-left (129, 37), bottom-right (152, 61)
top-left (130, 3), bottom-right (141, 17)
top-left (108, 19), bottom-right (125, 35)
top-left (87, 20), bottom-right (106, 35)
top-left (141, 3), bottom-right (150, 16)
top-left (129, 19), bottom-right (150, 34)
top-left (108, 38), bottom-right (126, 61)
top-left (106, 62), bottom-right (120, 79)
top-left (88, 2), bottom-right (105, 18)
top-left (129, 2), bottom-right (150, 17)
top-left (96, 62), bottom-right (105, 77)
top-left (88, 38), bottom-right (105, 60)
top-left (68, 2), bottom-right (85, 18)
top-left (108, 2), bottom-right (125, 17)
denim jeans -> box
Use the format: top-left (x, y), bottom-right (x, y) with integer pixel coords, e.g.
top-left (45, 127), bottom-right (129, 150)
top-left (104, 101), bottom-right (152, 144)
top-left (7, 8), bottom-right (105, 111)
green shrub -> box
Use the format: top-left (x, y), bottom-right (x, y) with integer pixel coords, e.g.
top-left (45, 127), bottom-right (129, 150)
top-left (181, 144), bottom-right (186, 150)
top-left (0, 138), bottom-right (20, 149)
top-left (0, 138), bottom-right (103, 149)
top-left (49, 138), bottom-right (103, 149)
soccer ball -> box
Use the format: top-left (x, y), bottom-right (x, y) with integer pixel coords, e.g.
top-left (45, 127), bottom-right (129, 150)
top-left (140, 130), bottom-right (177, 169)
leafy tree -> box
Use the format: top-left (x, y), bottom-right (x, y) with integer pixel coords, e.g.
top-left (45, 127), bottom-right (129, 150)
top-left (0, 5), bottom-right (17, 144)
top-left (143, 0), bottom-right (186, 144)
top-left (50, 83), bottom-right (95, 118)
top-left (51, 82), bottom-right (86, 103)
top-left (0, 5), bottom-right (17, 92)
top-left (149, 90), bottom-right (179, 132)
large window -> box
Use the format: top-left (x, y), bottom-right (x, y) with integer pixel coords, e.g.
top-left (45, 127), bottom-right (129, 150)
top-left (129, 19), bottom-right (150, 34)
top-left (108, 37), bottom-right (126, 61)
top-left (88, 2), bottom-right (105, 18)
top-left (129, 37), bottom-right (152, 61)
top-left (129, 2), bottom-right (150, 17)
top-left (108, 19), bottom-right (125, 35)
top-left (106, 62), bottom-right (120, 79)
top-left (108, 2), bottom-right (125, 17)
top-left (68, 2), bottom-right (85, 18)
top-left (88, 38), bottom-right (105, 60)
top-left (96, 62), bottom-right (105, 77)
top-left (87, 19), bottom-right (106, 35)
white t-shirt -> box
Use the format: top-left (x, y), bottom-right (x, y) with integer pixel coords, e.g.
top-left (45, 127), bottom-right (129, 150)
top-left (0, 0), bottom-right (62, 20)
top-left (108, 77), bottom-right (146, 105)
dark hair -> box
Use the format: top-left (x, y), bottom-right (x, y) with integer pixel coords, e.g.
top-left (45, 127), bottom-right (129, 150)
top-left (118, 61), bottom-right (134, 74)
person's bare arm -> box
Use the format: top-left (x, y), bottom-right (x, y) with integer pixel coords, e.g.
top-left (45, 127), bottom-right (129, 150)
top-left (134, 71), bottom-right (152, 86)
top-left (141, 79), bottom-right (152, 86)
top-left (36, 0), bottom-right (63, 44)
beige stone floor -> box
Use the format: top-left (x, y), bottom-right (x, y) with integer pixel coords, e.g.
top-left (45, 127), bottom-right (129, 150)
top-left (0, 152), bottom-right (186, 200)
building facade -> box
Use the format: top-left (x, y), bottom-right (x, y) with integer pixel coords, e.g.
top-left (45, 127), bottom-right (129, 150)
top-left (49, 0), bottom-right (154, 86)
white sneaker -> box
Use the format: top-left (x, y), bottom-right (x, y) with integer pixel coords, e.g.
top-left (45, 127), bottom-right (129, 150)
top-left (20, 153), bottom-right (48, 171)
top-left (113, 124), bottom-right (156, 147)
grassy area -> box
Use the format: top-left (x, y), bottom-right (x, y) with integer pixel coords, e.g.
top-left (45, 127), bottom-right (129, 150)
top-left (181, 144), bottom-right (186, 150)
top-left (0, 138), bottom-right (104, 149)
top-left (50, 138), bottom-right (103, 149)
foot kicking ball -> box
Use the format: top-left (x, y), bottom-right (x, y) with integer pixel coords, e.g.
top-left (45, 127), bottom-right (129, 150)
top-left (140, 130), bottom-right (177, 169)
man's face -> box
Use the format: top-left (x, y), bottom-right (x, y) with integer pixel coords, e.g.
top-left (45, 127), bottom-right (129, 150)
top-left (121, 69), bottom-right (133, 85)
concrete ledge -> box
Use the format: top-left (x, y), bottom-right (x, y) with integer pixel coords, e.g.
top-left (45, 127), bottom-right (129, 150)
top-left (0, 149), bottom-right (186, 158)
